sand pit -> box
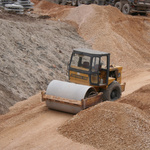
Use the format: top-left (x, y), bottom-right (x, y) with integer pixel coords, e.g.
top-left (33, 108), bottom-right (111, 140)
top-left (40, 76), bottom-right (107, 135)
top-left (58, 101), bottom-right (150, 150)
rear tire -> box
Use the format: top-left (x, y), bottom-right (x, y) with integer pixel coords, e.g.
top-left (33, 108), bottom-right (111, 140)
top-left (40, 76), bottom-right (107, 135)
top-left (102, 81), bottom-right (121, 101)
top-left (115, 2), bottom-right (122, 11)
top-left (122, 3), bottom-right (130, 14)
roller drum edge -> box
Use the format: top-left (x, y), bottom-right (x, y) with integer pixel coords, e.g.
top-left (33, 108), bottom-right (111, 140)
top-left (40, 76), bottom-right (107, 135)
top-left (45, 80), bottom-right (97, 113)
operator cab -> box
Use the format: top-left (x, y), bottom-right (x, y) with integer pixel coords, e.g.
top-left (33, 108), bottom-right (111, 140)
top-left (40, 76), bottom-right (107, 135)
top-left (69, 48), bottom-right (110, 86)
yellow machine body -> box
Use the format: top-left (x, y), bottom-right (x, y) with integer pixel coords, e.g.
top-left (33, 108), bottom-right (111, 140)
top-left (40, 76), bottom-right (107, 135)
top-left (69, 65), bottom-right (125, 91)
top-left (42, 48), bottom-right (126, 114)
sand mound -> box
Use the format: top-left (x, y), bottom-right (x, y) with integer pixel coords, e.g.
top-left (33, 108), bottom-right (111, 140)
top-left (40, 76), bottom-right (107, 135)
top-left (58, 4), bottom-right (150, 70)
top-left (58, 83), bottom-right (150, 149)
top-left (33, 2), bottom-right (150, 70)
top-left (58, 101), bottom-right (150, 150)
top-left (33, 0), bottom-right (71, 19)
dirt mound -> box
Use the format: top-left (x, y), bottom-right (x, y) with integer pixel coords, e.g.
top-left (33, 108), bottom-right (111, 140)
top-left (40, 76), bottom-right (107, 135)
top-left (58, 101), bottom-right (150, 150)
top-left (0, 13), bottom-right (90, 114)
top-left (58, 83), bottom-right (150, 149)
top-left (119, 84), bottom-right (150, 116)
top-left (33, 0), bottom-right (71, 19)
top-left (56, 4), bottom-right (150, 70)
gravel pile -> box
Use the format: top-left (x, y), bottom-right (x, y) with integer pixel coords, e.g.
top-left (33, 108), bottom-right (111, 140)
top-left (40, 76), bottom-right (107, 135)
top-left (58, 101), bottom-right (150, 150)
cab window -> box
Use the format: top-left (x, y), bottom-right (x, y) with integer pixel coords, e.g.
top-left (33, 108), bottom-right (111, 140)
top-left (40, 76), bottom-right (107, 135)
top-left (101, 56), bottom-right (107, 69)
top-left (70, 53), bottom-right (91, 70)
top-left (92, 57), bottom-right (100, 72)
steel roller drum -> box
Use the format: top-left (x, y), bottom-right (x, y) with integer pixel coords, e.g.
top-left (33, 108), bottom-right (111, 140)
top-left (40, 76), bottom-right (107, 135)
top-left (46, 80), bottom-right (97, 113)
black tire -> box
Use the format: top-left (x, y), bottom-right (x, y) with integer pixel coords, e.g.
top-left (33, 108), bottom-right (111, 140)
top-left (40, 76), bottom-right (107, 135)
top-left (102, 81), bottom-right (121, 101)
top-left (71, 0), bottom-right (77, 6)
top-left (115, 2), bottom-right (122, 11)
top-left (122, 3), bottom-right (130, 14)
top-left (132, 12), bottom-right (138, 16)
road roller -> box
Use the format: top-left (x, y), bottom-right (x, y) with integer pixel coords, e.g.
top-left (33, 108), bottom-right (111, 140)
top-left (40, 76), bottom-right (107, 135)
top-left (41, 48), bottom-right (126, 114)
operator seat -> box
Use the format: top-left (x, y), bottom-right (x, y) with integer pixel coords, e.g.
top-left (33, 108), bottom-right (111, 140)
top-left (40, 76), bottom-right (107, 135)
top-left (83, 61), bottom-right (89, 69)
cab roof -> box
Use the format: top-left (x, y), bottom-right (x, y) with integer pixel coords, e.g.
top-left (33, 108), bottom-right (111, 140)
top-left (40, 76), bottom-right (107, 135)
top-left (73, 48), bottom-right (110, 56)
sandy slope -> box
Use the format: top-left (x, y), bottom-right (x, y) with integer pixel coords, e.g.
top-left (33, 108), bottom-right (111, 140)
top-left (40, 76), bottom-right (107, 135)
top-left (0, 11), bottom-right (90, 114)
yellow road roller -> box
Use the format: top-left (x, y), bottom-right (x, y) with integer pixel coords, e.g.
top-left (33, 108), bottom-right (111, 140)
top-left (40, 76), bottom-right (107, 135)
top-left (41, 48), bottom-right (126, 114)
